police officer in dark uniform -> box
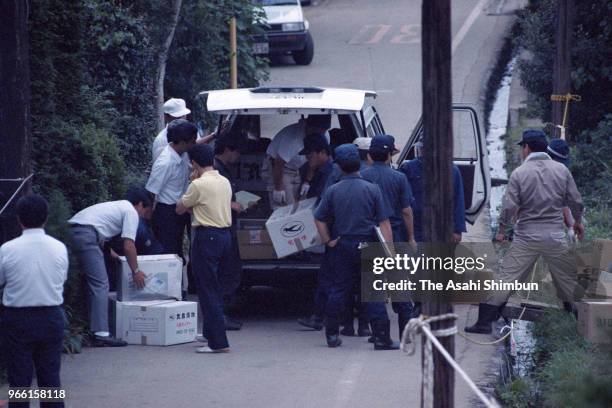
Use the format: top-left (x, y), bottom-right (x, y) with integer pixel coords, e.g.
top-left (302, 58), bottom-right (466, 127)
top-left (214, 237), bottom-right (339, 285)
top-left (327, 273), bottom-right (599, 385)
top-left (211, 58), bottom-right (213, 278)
top-left (214, 136), bottom-right (245, 331)
top-left (399, 140), bottom-right (467, 318)
top-left (314, 144), bottom-right (394, 348)
top-left (361, 135), bottom-right (416, 348)
top-left (296, 134), bottom-right (334, 331)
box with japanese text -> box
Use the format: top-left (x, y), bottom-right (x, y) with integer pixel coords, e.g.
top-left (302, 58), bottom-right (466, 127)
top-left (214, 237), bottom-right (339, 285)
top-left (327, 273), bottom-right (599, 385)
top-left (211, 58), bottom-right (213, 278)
top-left (577, 300), bottom-right (612, 344)
top-left (109, 295), bottom-right (197, 346)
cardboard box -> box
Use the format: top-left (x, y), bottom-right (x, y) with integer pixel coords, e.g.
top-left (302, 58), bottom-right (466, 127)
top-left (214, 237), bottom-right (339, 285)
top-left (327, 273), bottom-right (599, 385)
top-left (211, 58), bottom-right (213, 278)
top-left (265, 198), bottom-right (322, 258)
top-left (586, 270), bottom-right (612, 299)
top-left (117, 254), bottom-right (182, 301)
top-left (577, 300), bottom-right (612, 343)
top-left (593, 239), bottom-right (612, 273)
top-left (236, 219), bottom-right (277, 260)
top-left (109, 294), bottom-right (197, 346)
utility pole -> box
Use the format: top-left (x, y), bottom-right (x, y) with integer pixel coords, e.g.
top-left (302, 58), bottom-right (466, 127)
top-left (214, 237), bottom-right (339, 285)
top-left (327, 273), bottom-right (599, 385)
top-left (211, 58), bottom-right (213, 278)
top-left (0, 0), bottom-right (32, 244)
top-left (421, 0), bottom-right (455, 407)
top-left (551, 0), bottom-right (575, 140)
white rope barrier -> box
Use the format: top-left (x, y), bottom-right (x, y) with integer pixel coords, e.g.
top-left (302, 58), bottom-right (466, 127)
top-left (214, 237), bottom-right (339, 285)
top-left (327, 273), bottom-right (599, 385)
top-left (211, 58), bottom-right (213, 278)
top-left (0, 174), bottom-right (34, 216)
top-left (401, 313), bottom-right (500, 408)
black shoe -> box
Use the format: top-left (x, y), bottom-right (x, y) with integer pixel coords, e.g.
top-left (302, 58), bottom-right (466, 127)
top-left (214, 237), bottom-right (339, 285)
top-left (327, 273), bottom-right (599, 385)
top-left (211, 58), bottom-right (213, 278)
top-left (464, 303), bottom-right (499, 334)
top-left (367, 335), bottom-right (375, 343)
top-left (357, 325), bottom-right (371, 337)
top-left (326, 334), bottom-right (342, 348)
top-left (563, 302), bottom-right (578, 319)
top-left (372, 320), bottom-right (400, 350)
top-left (94, 335), bottom-right (128, 347)
top-left (297, 315), bottom-right (323, 330)
top-left (340, 326), bottom-right (355, 336)
top-left (224, 316), bottom-right (243, 331)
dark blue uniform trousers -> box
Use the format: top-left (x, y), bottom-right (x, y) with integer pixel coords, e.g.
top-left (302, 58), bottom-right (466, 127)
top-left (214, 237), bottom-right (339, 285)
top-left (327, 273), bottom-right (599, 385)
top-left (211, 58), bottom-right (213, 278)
top-left (1, 306), bottom-right (65, 408)
top-left (313, 248), bottom-right (332, 320)
top-left (192, 226), bottom-right (231, 350)
top-left (326, 237), bottom-right (370, 333)
top-left (367, 225), bottom-right (415, 327)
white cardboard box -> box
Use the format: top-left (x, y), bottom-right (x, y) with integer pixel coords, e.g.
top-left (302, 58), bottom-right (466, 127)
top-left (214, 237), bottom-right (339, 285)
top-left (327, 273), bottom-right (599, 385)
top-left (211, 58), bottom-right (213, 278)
top-left (265, 198), bottom-right (322, 258)
top-left (117, 254), bottom-right (182, 301)
top-left (109, 294), bottom-right (197, 346)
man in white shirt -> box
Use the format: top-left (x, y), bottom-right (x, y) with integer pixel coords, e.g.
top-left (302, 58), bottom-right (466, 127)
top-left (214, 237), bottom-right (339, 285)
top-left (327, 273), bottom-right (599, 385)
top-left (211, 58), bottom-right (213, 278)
top-left (146, 120), bottom-right (197, 262)
top-left (266, 115), bottom-right (331, 208)
top-left (68, 189), bottom-right (150, 347)
top-left (152, 98), bottom-right (217, 162)
top-left (0, 194), bottom-right (68, 404)
top-left (152, 98), bottom-right (191, 162)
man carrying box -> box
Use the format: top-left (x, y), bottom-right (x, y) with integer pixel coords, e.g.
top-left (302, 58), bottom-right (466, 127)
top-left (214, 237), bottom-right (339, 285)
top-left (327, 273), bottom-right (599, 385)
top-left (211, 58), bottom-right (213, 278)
top-left (69, 188), bottom-right (149, 347)
top-left (177, 144), bottom-right (233, 353)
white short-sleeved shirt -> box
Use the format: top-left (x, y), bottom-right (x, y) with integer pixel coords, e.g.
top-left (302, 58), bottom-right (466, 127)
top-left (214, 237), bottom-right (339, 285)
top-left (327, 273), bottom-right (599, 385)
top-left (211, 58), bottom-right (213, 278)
top-left (151, 126), bottom-right (168, 162)
top-left (146, 145), bottom-right (190, 205)
top-left (266, 121), bottom-right (308, 171)
top-left (0, 229), bottom-right (68, 307)
top-left (68, 200), bottom-right (139, 241)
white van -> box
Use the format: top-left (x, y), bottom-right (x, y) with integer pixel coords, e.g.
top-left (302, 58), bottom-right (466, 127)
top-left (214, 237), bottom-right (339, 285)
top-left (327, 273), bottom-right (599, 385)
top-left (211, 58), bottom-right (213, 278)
top-left (197, 87), bottom-right (490, 287)
top-left (252, 0), bottom-right (314, 65)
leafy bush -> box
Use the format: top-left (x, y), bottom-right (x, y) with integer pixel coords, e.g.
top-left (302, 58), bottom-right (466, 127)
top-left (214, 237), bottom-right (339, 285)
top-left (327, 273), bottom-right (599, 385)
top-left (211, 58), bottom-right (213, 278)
top-left (32, 119), bottom-right (125, 212)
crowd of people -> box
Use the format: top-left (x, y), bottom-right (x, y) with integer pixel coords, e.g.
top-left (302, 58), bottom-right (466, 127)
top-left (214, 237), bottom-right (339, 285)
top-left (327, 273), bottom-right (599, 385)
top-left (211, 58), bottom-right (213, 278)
top-left (0, 91), bottom-right (586, 405)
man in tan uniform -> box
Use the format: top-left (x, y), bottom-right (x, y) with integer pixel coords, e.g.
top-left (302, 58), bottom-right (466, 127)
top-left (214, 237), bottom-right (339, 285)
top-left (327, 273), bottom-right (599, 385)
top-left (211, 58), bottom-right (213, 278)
top-left (465, 130), bottom-right (585, 334)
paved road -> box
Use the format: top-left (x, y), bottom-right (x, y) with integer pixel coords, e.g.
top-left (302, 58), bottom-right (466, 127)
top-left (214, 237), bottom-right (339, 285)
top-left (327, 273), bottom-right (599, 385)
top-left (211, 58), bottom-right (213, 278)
top-left (16, 1), bottom-right (521, 407)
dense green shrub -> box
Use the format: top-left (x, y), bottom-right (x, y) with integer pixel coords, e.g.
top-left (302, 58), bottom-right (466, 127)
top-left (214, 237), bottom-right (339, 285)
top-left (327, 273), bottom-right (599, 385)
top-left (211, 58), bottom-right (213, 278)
top-left (32, 119), bottom-right (125, 212)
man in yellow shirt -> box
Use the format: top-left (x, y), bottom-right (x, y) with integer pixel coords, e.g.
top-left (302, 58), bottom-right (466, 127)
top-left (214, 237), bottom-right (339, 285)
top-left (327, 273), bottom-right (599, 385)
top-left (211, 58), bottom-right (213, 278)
top-left (177, 144), bottom-right (233, 353)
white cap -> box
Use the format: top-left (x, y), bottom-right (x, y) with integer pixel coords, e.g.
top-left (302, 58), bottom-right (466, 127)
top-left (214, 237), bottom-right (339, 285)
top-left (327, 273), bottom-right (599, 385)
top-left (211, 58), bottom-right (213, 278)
top-left (353, 137), bottom-right (371, 151)
top-left (163, 98), bottom-right (191, 117)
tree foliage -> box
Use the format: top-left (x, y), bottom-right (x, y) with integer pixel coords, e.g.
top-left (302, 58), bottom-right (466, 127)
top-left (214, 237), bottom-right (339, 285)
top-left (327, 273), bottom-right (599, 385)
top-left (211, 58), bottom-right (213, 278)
top-left (165, 0), bottom-right (268, 128)
top-left (517, 0), bottom-right (612, 137)
top-left (28, 0), bottom-right (269, 212)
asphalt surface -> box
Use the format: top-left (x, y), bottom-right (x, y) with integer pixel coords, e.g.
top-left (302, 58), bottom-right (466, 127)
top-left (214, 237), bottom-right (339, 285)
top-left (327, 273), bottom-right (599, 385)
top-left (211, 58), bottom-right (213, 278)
top-left (9, 1), bottom-right (522, 407)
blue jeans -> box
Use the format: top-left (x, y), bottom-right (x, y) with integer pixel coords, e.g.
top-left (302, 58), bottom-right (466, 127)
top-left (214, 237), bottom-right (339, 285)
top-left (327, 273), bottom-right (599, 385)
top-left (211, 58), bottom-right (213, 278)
top-left (1, 306), bottom-right (65, 408)
top-left (192, 226), bottom-right (232, 350)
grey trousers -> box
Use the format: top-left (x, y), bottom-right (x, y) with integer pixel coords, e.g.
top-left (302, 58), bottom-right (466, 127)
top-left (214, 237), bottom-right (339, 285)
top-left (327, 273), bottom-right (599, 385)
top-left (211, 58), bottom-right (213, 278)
top-left (488, 237), bottom-right (584, 306)
top-left (70, 226), bottom-right (109, 334)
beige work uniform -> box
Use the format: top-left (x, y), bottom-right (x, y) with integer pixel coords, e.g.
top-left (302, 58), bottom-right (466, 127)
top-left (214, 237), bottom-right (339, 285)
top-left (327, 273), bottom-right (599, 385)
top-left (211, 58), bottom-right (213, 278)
top-left (489, 152), bottom-right (585, 306)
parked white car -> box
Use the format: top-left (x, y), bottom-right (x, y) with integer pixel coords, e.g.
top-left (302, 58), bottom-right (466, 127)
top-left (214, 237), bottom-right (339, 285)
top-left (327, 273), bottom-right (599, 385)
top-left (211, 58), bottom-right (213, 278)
top-left (252, 0), bottom-right (314, 65)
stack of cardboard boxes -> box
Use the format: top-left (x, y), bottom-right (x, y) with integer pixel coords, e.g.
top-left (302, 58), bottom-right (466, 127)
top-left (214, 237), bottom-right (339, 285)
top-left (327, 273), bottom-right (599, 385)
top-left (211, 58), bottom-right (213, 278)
top-left (577, 239), bottom-right (612, 344)
top-left (109, 254), bottom-right (198, 346)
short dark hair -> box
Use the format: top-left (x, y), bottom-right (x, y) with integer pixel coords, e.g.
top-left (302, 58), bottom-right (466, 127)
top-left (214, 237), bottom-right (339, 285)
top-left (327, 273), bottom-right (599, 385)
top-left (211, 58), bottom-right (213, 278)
top-left (339, 160), bottom-right (360, 173)
top-left (189, 144), bottom-right (215, 167)
top-left (16, 194), bottom-right (48, 228)
top-left (525, 140), bottom-right (548, 153)
top-left (369, 150), bottom-right (389, 162)
top-left (167, 119), bottom-right (197, 144)
top-left (214, 138), bottom-right (241, 155)
top-left (125, 187), bottom-right (152, 208)
top-left (358, 150), bottom-right (369, 161)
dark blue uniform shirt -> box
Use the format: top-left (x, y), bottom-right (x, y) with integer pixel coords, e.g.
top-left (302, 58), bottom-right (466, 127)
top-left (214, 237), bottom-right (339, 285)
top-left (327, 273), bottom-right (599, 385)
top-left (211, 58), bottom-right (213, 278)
top-left (361, 162), bottom-right (414, 229)
top-left (314, 173), bottom-right (387, 238)
top-left (399, 158), bottom-right (466, 241)
top-left (299, 159), bottom-right (334, 200)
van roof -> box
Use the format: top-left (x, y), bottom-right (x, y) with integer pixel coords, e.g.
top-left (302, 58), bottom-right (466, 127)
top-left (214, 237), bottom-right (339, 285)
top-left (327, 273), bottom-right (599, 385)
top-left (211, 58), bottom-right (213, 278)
top-left (199, 87), bottom-right (377, 115)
